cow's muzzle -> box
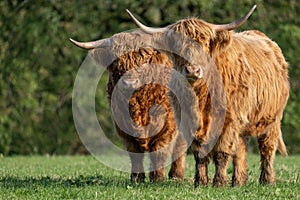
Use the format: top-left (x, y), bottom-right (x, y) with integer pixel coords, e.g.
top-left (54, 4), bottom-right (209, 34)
top-left (121, 78), bottom-right (140, 89)
top-left (185, 65), bottom-right (203, 79)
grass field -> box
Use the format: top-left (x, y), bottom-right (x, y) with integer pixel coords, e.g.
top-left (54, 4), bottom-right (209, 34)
top-left (0, 154), bottom-right (299, 199)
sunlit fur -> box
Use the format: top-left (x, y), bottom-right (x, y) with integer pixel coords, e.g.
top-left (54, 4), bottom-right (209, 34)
top-left (169, 18), bottom-right (289, 187)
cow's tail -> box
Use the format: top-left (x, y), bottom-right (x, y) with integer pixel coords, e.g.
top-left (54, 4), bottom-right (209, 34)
top-left (277, 129), bottom-right (288, 157)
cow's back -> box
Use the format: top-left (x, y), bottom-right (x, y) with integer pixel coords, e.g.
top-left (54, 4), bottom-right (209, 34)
top-left (213, 30), bottom-right (289, 135)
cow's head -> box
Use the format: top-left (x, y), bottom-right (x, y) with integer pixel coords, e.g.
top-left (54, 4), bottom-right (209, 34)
top-left (69, 30), bottom-right (172, 94)
top-left (126, 5), bottom-right (256, 80)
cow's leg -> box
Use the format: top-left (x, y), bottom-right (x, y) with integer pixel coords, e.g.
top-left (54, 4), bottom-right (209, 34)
top-left (169, 133), bottom-right (187, 179)
top-left (118, 128), bottom-right (145, 182)
top-left (194, 153), bottom-right (210, 187)
top-left (149, 152), bottom-right (167, 182)
top-left (257, 124), bottom-right (279, 185)
top-left (149, 140), bottom-right (174, 182)
top-left (213, 125), bottom-right (240, 187)
top-left (128, 151), bottom-right (145, 183)
top-left (124, 138), bottom-right (145, 183)
top-left (232, 136), bottom-right (248, 186)
top-left (191, 140), bottom-right (210, 187)
top-left (120, 131), bottom-right (145, 182)
top-left (213, 151), bottom-right (230, 187)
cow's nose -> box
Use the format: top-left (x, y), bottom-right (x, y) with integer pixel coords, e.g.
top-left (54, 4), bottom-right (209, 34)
top-left (186, 65), bottom-right (203, 79)
top-left (122, 78), bottom-right (139, 89)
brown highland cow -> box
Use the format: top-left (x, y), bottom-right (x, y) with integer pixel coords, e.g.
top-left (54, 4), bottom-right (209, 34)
top-left (70, 31), bottom-right (187, 182)
top-left (128, 5), bottom-right (289, 187)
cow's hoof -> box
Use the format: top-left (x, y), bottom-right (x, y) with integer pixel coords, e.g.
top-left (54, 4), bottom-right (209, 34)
top-left (131, 173), bottom-right (145, 183)
top-left (259, 170), bottom-right (275, 185)
top-left (213, 175), bottom-right (228, 187)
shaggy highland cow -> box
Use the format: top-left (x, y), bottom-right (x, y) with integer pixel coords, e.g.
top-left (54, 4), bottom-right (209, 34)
top-left (128, 5), bottom-right (289, 187)
top-left (70, 31), bottom-right (187, 182)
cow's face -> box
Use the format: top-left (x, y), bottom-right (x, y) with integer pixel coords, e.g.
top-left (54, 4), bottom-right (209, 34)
top-left (168, 37), bottom-right (213, 83)
top-left (107, 48), bottom-right (172, 92)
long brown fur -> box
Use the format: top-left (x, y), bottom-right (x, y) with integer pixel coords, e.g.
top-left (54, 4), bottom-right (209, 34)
top-left (167, 18), bottom-right (289, 187)
top-left (73, 30), bottom-right (187, 182)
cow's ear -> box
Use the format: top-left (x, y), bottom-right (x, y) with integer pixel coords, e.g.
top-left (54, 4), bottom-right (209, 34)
top-left (210, 30), bottom-right (232, 54)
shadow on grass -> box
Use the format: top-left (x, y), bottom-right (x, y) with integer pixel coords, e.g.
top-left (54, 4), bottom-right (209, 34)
top-left (0, 175), bottom-right (190, 189)
top-left (0, 175), bottom-right (130, 188)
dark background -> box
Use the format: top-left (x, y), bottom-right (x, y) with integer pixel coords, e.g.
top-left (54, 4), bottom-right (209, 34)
top-left (1, 0), bottom-right (299, 155)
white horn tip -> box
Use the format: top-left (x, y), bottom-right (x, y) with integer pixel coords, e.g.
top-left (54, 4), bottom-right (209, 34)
top-left (251, 5), bottom-right (257, 12)
top-left (126, 9), bottom-right (139, 24)
top-left (126, 9), bottom-right (168, 34)
top-left (125, 9), bottom-right (134, 20)
top-left (69, 38), bottom-right (76, 43)
top-left (69, 38), bottom-right (79, 46)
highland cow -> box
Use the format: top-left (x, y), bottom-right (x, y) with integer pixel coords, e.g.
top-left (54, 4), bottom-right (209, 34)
top-left (70, 31), bottom-right (187, 182)
top-left (128, 5), bottom-right (289, 187)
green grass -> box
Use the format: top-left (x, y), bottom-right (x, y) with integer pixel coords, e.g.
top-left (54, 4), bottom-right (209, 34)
top-left (0, 154), bottom-right (299, 199)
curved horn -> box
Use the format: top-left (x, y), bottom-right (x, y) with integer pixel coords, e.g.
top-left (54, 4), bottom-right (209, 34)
top-left (212, 5), bottom-right (257, 31)
top-left (69, 38), bottom-right (111, 49)
top-left (126, 9), bottom-right (169, 34)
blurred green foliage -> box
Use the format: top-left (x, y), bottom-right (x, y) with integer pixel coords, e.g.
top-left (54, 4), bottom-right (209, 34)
top-left (0, 0), bottom-right (299, 155)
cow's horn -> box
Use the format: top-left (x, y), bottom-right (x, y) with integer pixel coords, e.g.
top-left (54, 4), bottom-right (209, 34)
top-left (126, 9), bottom-right (169, 34)
top-left (69, 38), bottom-right (111, 49)
top-left (212, 5), bottom-right (256, 31)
